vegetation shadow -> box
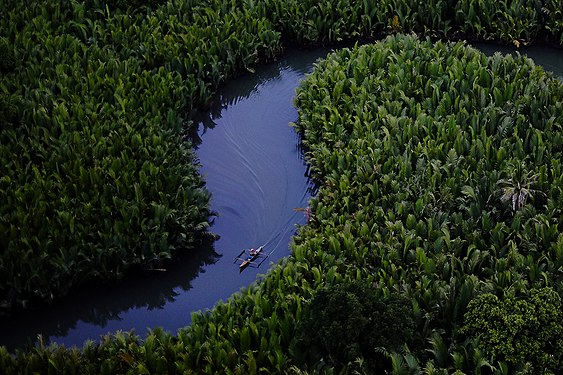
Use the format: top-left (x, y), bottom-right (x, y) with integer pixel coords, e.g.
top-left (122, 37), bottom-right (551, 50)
top-left (0, 238), bottom-right (220, 352)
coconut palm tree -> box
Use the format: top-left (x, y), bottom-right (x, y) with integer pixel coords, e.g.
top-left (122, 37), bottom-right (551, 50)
top-left (495, 162), bottom-right (545, 213)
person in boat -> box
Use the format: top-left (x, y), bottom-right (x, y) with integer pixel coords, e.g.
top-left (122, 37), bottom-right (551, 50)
top-left (249, 248), bottom-right (258, 256)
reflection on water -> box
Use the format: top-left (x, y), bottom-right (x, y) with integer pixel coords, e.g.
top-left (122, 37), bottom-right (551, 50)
top-left (0, 47), bottom-right (331, 352)
top-left (0, 42), bottom-right (560, 353)
top-left (0, 239), bottom-right (220, 351)
top-left (190, 48), bottom-right (332, 146)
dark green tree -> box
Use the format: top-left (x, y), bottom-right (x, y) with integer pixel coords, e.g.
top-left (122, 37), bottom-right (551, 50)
top-left (300, 281), bottom-right (416, 371)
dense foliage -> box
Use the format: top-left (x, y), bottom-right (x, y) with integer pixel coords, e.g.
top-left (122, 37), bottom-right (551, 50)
top-left (2, 32), bottom-right (562, 374)
top-left (463, 287), bottom-right (562, 372)
top-left (259, 0), bottom-right (563, 45)
top-left (0, 0), bottom-right (281, 314)
top-left (1, 0), bottom-right (563, 373)
top-left (1, 0), bottom-right (561, 317)
top-left (292, 34), bottom-right (563, 373)
top-left (299, 281), bottom-right (416, 371)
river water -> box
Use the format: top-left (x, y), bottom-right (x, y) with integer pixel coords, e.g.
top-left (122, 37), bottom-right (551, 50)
top-left (0, 43), bottom-right (561, 352)
top-left (0, 47), bottom-right (330, 351)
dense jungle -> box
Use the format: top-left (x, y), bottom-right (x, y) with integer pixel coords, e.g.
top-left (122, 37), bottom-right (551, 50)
top-left (0, 0), bottom-right (562, 373)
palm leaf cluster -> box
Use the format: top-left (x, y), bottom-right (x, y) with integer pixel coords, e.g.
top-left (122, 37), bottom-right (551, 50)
top-left (0, 0), bottom-right (282, 314)
top-left (0, 0), bottom-right (563, 373)
top-left (258, 0), bottom-right (563, 45)
top-left (291, 34), bottom-right (563, 373)
top-left (2, 33), bottom-right (561, 375)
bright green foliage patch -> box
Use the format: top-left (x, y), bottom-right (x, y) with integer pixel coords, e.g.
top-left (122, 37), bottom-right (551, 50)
top-left (463, 287), bottom-right (563, 371)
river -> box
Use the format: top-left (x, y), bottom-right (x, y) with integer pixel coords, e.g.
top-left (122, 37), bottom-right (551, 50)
top-left (0, 42), bottom-right (561, 352)
top-left (0, 47), bottom-right (330, 351)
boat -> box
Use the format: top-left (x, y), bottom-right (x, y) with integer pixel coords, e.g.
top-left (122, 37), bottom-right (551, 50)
top-left (235, 245), bottom-right (265, 271)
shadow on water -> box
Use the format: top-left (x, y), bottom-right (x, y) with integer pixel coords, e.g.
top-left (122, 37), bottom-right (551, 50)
top-left (190, 47), bottom-right (332, 147)
top-left (0, 238), bottom-right (220, 352)
top-left (188, 66), bottom-right (283, 147)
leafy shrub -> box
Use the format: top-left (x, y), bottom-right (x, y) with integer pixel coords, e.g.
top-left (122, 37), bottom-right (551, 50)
top-left (106, 0), bottom-right (165, 12)
top-left (454, 0), bottom-right (543, 44)
top-left (0, 37), bottom-right (15, 73)
top-left (542, 0), bottom-right (563, 43)
top-left (462, 287), bottom-right (563, 373)
top-left (0, 92), bottom-right (20, 127)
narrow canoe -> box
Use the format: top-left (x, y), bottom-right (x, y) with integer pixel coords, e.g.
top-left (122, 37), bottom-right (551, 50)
top-left (239, 246), bottom-right (264, 270)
